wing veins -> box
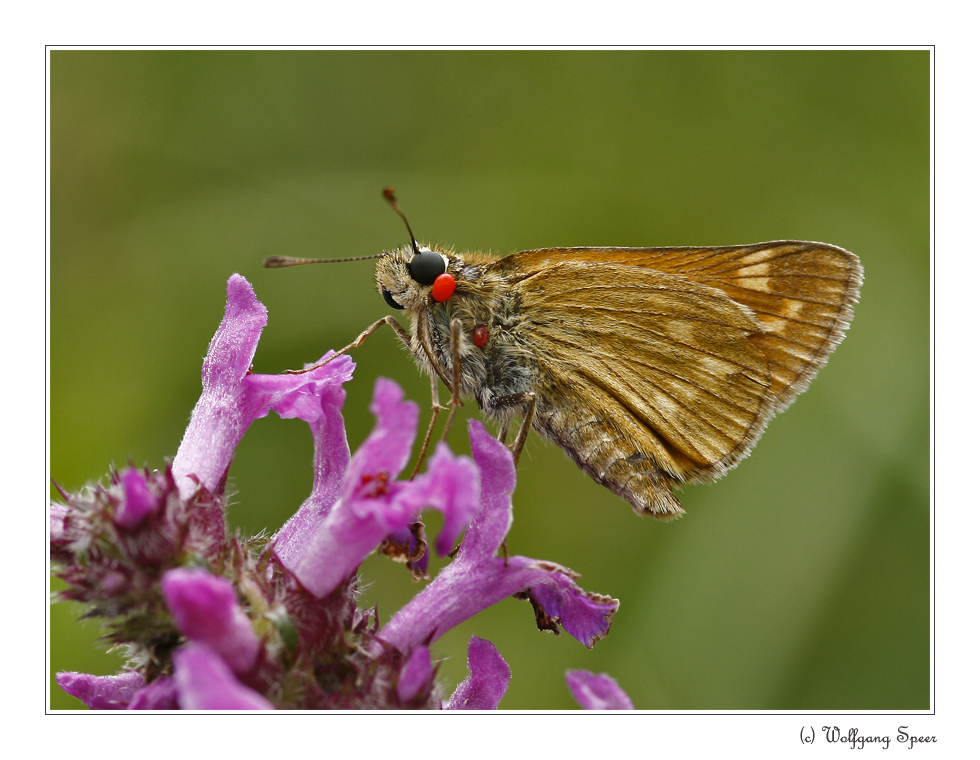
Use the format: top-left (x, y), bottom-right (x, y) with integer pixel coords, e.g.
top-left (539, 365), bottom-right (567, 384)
top-left (553, 303), bottom-right (754, 332)
top-left (543, 331), bottom-right (762, 422)
top-left (539, 320), bottom-right (767, 376)
top-left (703, 281), bottom-right (848, 308)
top-left (653, 245), bottom-right (827, 275)
top-left (746, 306), bottom-right (837, 328)
top-left (692, 254), bottom-right (848, 277)
top-left (591, 354), bottom-right (744, 451)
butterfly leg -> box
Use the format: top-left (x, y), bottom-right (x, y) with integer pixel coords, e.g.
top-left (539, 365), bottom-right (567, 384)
top-left (438, 318), bottom-right (465, 443)
top-left (412, 319), bottom-right (465, 478)
top-left (409, 373), bottom-right (449, 480)
top-left (278, 316), bottom-right (444, 480)
top-left (483, 390), bottom-right (536, 566)
top-left (509, 394), bottom-right (536, 465)
top-left (496, 423), bottom-right (509, 443)
top-left (497, 393), bottom-right (536, 565)
top-left (487, 392), bottom-right (536, 464)
top-left (284, 315), bottom-right (411, 374)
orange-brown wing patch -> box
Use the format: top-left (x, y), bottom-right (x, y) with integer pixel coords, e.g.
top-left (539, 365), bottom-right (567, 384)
top-left (499, 242), bottom-right (861, 411)
top-left (513, 261), bottom-right (773, 478)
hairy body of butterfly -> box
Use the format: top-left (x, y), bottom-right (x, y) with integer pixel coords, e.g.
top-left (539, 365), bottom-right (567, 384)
top-left (373, 241), bottom-right (863, 520)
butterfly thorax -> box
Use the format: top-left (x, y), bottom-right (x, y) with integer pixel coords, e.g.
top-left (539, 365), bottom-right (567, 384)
top-left (376, 245), bottom-right (539, 426)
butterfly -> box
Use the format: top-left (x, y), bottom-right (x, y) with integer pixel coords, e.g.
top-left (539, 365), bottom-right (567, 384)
top-left (267, 191), bottom-right (862, 519)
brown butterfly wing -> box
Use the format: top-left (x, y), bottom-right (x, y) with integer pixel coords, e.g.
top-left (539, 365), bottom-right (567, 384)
top-left (498, 242), bottom-right (863, 411)
top-left (490, 243), bottom-right (861, 518)
top-left (502, 260), bottom-right (772, 518)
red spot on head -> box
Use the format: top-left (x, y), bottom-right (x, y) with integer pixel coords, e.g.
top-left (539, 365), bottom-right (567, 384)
top-left (431, 273), bottom-right (456, 302)
top-left (473, 324), bottom-right (489, 348)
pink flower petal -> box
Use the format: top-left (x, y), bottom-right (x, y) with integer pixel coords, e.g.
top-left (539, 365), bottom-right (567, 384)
top-left (446, 637), bottom-right (510, 710)
top-left (173, 643), bottom-right (273, 710)
top-left (172, 274), bottom-right (268, 499)
top-left (162, 568), bottom-right (259, 675)
top-left (566, 670), bottom-right (634, 710)
top-left (56, 671), bottom-right (145, 710)
top-left (396, 646), bottom-right (433, 702)
top-left (279, 378), bottom-right (479, 598)
top-left (115, 469), bottom-right (158, 529)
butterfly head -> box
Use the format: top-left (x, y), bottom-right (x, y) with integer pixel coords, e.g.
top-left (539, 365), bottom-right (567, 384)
top-left (376, 244), bottom-right (457, 312)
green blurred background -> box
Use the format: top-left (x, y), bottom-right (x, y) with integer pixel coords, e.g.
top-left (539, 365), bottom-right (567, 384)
top-left (49, 50), bottom-right (930, 710)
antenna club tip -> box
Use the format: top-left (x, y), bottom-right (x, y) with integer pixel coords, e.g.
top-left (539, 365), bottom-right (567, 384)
top-left (382, 187), bottom-right (396, 202)
top-left (263, 256), bottom-right (290, 268)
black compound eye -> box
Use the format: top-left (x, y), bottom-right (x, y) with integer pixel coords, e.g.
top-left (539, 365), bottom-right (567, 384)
top-left (408, 249), bottom-right (446, 286)
top-left (381, 287), bottom-right (404, 310)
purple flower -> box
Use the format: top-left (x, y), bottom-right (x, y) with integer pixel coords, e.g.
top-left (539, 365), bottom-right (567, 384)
top-left (171, 274), bottom-right (268, 500)
top-left (49, 502), bottom-right (69, 546)
top-left (56, 671), bottom-right (145, 710)
top-left (51, 273), bottom-right (624, 710)
top-left (396, 646), bottom-right (434, 703)
top-left (173, 643), bottom-right (273, 710)
top-left (116, 469), bottom-right (160, 529)
top-left (162, 568), bottom-right (260, 675)
top-left (566, 670), bottom-right (634, 710)
top-left (128, 677), bottom-right (179, 710)
top-left (445, 637), bottom-right (511, 710)
top-left (376, 419), bottom-right (619, 657)
top-left (277, 378), bottom-right (480, 598)
top-left (173, 273), bottom-right (356, 502)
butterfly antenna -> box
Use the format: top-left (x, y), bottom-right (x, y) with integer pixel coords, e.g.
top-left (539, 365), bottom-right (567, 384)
top-left (265, 188), bottom-right (419, 268)
top-left (382, 187), bottom-right (422, 256)
top-left (263, 252), bottom-right (385, 268)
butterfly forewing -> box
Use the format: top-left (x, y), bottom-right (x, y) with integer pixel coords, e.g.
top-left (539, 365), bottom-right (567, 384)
top-left (503, 242), bottom-right (862, 411)
top-left (487, 243), bottom-right (861, 517)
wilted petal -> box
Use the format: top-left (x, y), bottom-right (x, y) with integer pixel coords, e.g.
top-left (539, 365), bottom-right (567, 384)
top-left (56, 671), bottom-right (144, 710)
top-left (446, 637), bottom-right (510, 710)
top-left (380, 521), bottom-right (429, 579)
top-left (162, 568), bottom-right (259, 674)
top-left (519, 561), bottom-right (620, 648)
top-left (115, 469), bottom-right (158, 530)
top-left (396, 646), bottom-right (433, 703)
top-left (566, 670), bottom-right (634, 710)
top-left (380, 553), bottom-right (617, 653)
top-left (173, 643), bottom-right (273, 710)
